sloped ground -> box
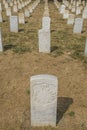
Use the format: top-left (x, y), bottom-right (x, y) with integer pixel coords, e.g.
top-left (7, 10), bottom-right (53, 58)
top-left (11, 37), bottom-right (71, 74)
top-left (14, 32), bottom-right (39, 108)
top-left (0, 1), bottom-right (87, 130)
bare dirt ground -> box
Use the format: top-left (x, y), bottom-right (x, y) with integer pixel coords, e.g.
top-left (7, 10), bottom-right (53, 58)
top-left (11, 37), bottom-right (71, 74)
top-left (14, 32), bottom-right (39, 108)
top-left (0, 1), bottom-right (87, 130)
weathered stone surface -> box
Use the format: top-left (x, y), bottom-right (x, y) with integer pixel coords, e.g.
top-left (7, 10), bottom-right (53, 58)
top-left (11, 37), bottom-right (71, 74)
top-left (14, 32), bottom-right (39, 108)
top-left (6, 7), bottom-right (11, 16)
top-left (30, 74), bottom-right (58, 126)
top-left (42, 17), bottom-right (50, 30)
top-left (0, 28), bottom-right (3, 52)
top-left (0, 13), bottom-right (2, 22)
top-left (63, 10), bottom-right (69, 19)
top-left (73, 18), bottom-right (83, 33)
top-left (38, 29), bottom-right (50, 53)
top-left (67, 14), bottom-right (75, 25)
top-left (18, 13), bottom-right (25, 24)
top-left (84, 38), bottom-right (87, 56)
top-left (10, 16), bottom-right (18, 32)
top-left (59, 4), bottom-right (65, 14)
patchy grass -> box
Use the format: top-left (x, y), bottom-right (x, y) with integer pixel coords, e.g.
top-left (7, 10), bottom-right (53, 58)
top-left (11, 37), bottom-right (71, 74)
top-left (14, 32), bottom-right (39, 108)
top-left (68, 111), bottom-right (75, 117)
top-left (13, 45), bottom-right (31, 54)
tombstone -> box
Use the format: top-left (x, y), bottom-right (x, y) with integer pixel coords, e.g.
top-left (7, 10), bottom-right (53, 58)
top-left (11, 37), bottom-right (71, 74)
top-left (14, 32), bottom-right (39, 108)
top-left (10, 16), bottom-right (18, 32)
top-left (73, 18), bottom-right (83, 33)
top-left (30, 74), bottom-right (58, 126)
top-left (63, 10), bottom-right (69, 19)
top-left (10, 2), bottom-right (13, 6)
top-left (18, 3), bottom-right (22, 9)
top-left (79, 5), bottom-right (83, 11)
top-left (18, 13), bottom-right (25, 24)
top-left (14, 0), bottom-right (17, 5)
top-left (59, 4), bottom-right (65, 14)
top-left (42, 17), bottom-right (50, 30)
top-left (73, 1), bottom-right (76, 6)
top-left (0, 28), bottom-right (3, 52)
top-left (67, 14), bottom-right (75, 25)
top-left (0, 3), bottom-right (2, 12)
top-left (5, 3), bottom-right (8, 9)
top-left (84, 38), bottom-right (87, 56)
top-left (71, 6), bottom-right (75, 12)
top-left (64, 1), bottom-right (69, 7)
top-left (76, 7), bottom-right (81, 15)
top-left (29, 7), bottom-right (33, 13)
top-left (13, 5), bottom-right (18, 12)
top-left (0, 13), bottom-right (2, 22)
top-left (82, 9), bottom-right (87, 19)
top-left (68, 4), bottom-right (72, 10)
top-left (7, 0), bottom-right (11, 2)
top-left (6, 7), bottom-right (11, 16)
top-left (38, 29), bottom-right (50, 53)
top-left (24, 8), bottom-right (30, 17)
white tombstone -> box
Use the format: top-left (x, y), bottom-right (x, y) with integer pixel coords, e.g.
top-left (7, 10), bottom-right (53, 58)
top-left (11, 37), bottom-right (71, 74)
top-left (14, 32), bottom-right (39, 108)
top-left (84, 38), bottom-right (87, 56)
top-left (83, 9), bottom-right (87, 19)
top-left (30, 74), bottom-right (58, 126)
top-left (73, 18), bottom-right (83, 33)
top-left (71, 6), bottom-right (75, 12)
top-left (59, 4), bottom-right (65, 14)
top-left (18, 3), bottom-right (22, 9)
top-left (6, 7), bottom-right (11, 16)
top-left (9, 2), bottom-right (13, 6)
top-left (0, 13), bottom-right (2, 22)
top-left (24, 9), bottom-right (30, 17)
top-left (67, 14), bottom-right (75, 25)
top-left (0, 28), bottom-right (3, 52)
top-left (5, 3), bottom-right (8, 9)
top-left (13, 5), bottom-right (18, 12)
top-left (38, 29), bottom-right (50, 53)
top-left (18, 13), bottom-right (25, 24)
top-left (76, 7), bottom-right (81, 15)
top-left (0, 3), bottom-right (2, 12)
top-left (42, 17), bottom-right (50, 30)
top-left (63, 10), bottom-right (69, 19)
top-left (10, 16), bottom-right (18, 32)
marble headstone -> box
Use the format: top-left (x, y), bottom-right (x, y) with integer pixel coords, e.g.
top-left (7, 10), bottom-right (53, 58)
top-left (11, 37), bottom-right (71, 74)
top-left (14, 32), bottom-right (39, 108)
top-left (83, 9), bottom-right (87, 19)
top-left (18, 13), bottom-right (25, 24)
top-left (84, 38), bottom-right (87, 56)
top-left (30, 74), bottom-right (58, 126)
top-left (38, 29), bottom-right (50, 53)
top-left (73, 18), bottom-right (83, 33)
top-left (0, 28), bottom-right (3, 52)
top-left (67, 14), bottom-right (75, 25)
top-left (10, 16), bottom-right (18, 32)
top-left (0, 13), bottom-right (2, 22)
top-left (42, 17), bottom-right (50, 30)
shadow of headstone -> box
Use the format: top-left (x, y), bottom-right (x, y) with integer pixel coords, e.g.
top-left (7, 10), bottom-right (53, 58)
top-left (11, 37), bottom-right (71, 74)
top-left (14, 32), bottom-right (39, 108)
top-left (4, 44), bottom-right (16, 51)
top-left (51, 46), bottom-right (59, 52)
top-left (57, 97), bottom-right (73, 124)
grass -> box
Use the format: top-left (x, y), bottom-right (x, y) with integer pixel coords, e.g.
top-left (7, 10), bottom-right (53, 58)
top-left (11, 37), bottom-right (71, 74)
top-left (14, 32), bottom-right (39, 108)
top-left (68, 111), bottom-right (75, 117)
top-left (13, 45), bottom-right (31, 54)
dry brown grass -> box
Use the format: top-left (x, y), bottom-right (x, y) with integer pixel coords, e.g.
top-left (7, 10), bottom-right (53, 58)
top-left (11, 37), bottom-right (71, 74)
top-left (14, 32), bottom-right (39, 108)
top-left (0, 1), bottom-right (87, 130)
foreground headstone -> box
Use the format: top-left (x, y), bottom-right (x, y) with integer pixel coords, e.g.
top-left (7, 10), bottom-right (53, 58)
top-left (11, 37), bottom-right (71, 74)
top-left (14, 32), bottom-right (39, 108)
top-left (30, 74), bottom-right (58, 126)
top-left (73, 18), bottom-right (83, 33)
top-left (0, 28), bottom-right (3, 52)
top-left (84, 38), bottom-right (87, 56)
top-left (10, 16), bottom-right (18, 32)
top-left (38, 29), bottom-right (50, 53)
